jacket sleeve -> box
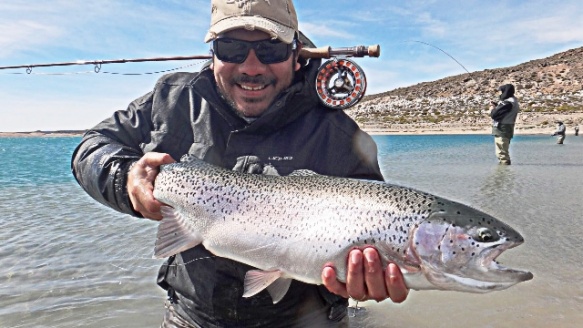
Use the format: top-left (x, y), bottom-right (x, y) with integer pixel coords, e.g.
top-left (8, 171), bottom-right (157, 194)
top-left (490, 101), bottom-right (512, 121)
top-left (71, 91), bottom-right (155, 216)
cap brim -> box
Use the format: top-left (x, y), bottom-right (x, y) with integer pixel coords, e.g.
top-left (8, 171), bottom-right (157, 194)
top-left (204, 16), bottom-right (295, 44)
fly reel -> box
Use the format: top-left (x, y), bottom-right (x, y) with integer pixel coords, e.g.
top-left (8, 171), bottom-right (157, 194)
top-left (315, 58), bottom-right (367, 109)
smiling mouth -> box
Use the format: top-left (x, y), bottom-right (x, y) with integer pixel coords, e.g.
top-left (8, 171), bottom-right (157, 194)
top-left (240, 84), bottom-right (268, 91)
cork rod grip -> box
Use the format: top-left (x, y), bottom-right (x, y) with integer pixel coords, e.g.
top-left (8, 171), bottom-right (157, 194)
top-left (299, 44), bottom-right (381, 59)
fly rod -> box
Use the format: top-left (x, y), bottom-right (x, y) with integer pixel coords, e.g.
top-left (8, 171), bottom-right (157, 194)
top-left (0, 44), bottom-right (380, 71)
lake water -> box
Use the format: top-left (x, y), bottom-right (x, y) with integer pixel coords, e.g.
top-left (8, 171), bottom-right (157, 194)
top-left (1, 134), bottom-right (582, 328)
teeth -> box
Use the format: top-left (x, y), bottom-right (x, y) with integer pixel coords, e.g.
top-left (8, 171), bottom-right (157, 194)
top-left (241, 84), bottom-right (265, 91)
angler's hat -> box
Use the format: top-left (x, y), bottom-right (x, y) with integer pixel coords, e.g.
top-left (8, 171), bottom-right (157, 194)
top-left (204, 0), bottom-right (298, 44)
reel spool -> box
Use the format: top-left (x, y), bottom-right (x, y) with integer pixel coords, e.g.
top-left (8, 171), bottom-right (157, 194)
top-left (315, 58), bottom-right (367, 110)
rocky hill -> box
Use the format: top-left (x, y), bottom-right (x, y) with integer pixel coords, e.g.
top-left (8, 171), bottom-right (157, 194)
top-left (347, 46), bottom-right (583, 133)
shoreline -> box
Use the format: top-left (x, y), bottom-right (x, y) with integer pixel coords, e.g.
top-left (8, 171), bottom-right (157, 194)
top-left (0, 126), bottom-right (568, 138)
top-left (364, 125), bottom-right (559, 136)
top-left (1, 113), bottom-right (577, 138)
top-left (0, 131), bottom-right (86, 138)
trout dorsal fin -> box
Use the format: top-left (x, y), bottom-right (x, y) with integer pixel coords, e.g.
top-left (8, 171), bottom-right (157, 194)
top-left (153, 206), bottom-right (203, 259)
top-left (242, 269), bottom-right (292, 304)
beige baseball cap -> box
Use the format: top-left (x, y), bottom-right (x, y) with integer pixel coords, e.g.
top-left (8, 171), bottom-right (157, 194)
top-left (204, 0), bottom-right (298, 44)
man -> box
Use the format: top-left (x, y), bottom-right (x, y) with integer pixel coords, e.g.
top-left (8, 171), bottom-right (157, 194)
top-left (71, 0), bottom-right (408, 326)
top-left (552, 121), bottom-right (566, 144)
top-left (489, 84), bottom-right (520, 165)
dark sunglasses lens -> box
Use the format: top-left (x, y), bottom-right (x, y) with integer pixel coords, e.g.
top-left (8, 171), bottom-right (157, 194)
top-left (254, 40), bottom-right (291, 64)
top-left (214, 39), bottom-right (291, 64)
top-left (214, 39), bottom-right (250, 63)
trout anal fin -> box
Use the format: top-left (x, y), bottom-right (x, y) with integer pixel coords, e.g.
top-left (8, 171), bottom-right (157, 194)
top-left (243, 269), bottom-right (292, 304)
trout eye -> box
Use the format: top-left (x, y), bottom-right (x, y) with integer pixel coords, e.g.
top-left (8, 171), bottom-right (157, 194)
top-left (476, 228), bottom-right (497, 242)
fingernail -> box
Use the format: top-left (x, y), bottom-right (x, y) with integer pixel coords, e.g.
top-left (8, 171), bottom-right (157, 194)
top-left (323, 268), bottom-right (332, 278)
top-left (388, 263), bottom-right (396, 278)
top-left (351, 251), bottom-right (360, 265)
top-left (364, 251), bottom-right (375, 263)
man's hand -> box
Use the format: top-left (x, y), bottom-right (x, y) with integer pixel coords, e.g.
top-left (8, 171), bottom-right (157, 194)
top-left (127, 152), bottom-right (175, 220)
top-left (322, 248), bottom-right (409, 303)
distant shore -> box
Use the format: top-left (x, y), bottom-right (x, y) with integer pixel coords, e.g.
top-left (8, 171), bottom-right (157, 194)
top-left (364, 124), bottom-right (560, 135)
top-left (0, 130), bottom-right (86, 138)
top-left (0, 125), bottom-right (567, 138)
top-left (3, 112), bottom-right (580, 138)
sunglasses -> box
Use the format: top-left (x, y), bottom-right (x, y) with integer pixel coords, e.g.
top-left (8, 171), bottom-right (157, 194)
top-left (212, 38), bottom-right (295, 64)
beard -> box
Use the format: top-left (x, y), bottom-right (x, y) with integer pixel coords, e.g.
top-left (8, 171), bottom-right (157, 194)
top-left (215, 60), bottom-right (297, 119)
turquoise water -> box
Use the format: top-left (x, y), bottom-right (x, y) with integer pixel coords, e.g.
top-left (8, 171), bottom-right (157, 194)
top-left (0, 137), bottom-right (78, 187)
top-left (1, 135), bottom-right (582, 327)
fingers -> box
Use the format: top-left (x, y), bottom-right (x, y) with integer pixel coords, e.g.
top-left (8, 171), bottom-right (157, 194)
top-left (362, 248), bottom-right (388, 302)
top-left (345, 249), bottom-right (367, 301)
top-left (143, 152), bottom-right (176, 167)
top-left (127, 152), bottom-right (176, 221)
top-left (321, 266), bottom-right (348, 299)
top-left (385, 262), bottom-right (408, 303)
top-left (346, 248), bottom-right (389, 302)
top-left (322, 248), bottom-right (410, 304)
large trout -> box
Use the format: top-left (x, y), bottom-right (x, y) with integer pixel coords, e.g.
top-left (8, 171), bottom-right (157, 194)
top-left (153, 155), bottom-right (533, 304)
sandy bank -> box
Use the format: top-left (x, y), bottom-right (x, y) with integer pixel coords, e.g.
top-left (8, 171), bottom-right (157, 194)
top-left (363, 125), bottom-right (562, 136)
top-left (0, 126), bottom-right (572, 138)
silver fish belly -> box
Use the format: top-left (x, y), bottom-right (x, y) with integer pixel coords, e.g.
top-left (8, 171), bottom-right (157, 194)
top-left (152, 156), bottom-right (533, 304)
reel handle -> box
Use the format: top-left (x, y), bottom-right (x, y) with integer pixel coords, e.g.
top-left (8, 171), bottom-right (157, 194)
top-left (300, 44), bottom-right (381, 59)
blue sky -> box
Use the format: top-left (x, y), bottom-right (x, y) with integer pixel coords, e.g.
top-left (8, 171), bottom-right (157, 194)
top-left (1, 0), bottom-right (582, 132)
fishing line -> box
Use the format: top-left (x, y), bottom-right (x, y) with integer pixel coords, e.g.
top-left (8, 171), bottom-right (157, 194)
top-left (0, 61), bottom-right (205, 76)
top-left (99, 61), bottom-right (204, 75)
top-left (107, 255), bottom-right (219, 271)
top-left (405, 40), bottom-right (477, 82)
top-left (0, 70), bottom-right (96, 76)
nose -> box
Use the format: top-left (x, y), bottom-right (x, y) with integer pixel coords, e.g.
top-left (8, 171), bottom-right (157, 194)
top-left (238, 49), bottom-right (267, 76)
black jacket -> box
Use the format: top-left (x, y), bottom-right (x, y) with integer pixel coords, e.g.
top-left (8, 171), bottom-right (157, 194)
top-left (71, 58), bottom-right (383, 326)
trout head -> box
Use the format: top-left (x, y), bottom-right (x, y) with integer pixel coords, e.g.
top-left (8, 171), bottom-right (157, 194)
top-left (407, 201), bottom-right (533, 293)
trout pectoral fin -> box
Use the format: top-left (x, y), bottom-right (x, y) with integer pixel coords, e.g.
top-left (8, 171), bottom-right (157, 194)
top-left (243, 269), bottom-right (292, 304)
top-left (153, 206), bottom-right (203, 259)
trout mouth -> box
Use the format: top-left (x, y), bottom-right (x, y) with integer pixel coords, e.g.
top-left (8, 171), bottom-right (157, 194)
top-left (478, 242), bottom-right (534, 285)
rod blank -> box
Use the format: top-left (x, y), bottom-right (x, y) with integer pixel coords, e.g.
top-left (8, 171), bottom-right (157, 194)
top-left (0, 45), bottom-right (381, 71)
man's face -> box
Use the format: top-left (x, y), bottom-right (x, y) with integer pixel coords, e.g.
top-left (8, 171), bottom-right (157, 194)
top-left (211, 29), bottom-right (301, 118)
